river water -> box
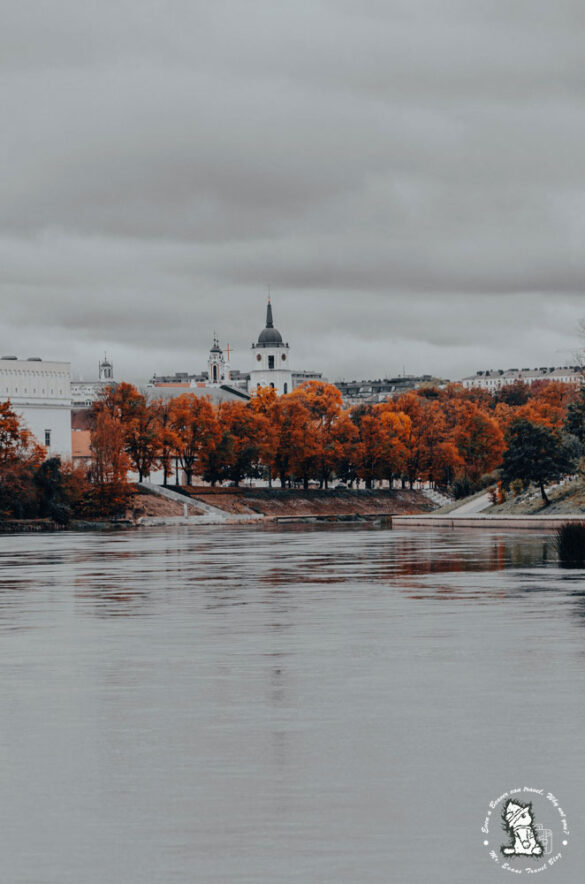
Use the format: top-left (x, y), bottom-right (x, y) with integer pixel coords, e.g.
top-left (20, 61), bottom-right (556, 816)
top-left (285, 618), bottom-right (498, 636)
top-left (0, 524), bottom-right (583, 883)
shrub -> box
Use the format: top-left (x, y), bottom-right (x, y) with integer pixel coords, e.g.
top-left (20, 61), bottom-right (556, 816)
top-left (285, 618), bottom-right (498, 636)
top-left (555, 522), bottom-right (585, 567)
top-left (510, 478), bottom-right (524, 498)
top-left (453, 477), bottom-right (475, 499)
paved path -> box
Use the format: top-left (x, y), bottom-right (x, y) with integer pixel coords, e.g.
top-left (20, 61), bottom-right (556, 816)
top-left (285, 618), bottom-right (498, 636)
top-left (447, 492), bottom-right (492, 515)
top-left (138, 482), bottom-right (260, 522)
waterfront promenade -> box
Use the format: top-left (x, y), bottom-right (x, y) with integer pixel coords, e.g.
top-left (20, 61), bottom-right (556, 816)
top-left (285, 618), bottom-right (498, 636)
top-left (392, 513), bottom-right (585, 530)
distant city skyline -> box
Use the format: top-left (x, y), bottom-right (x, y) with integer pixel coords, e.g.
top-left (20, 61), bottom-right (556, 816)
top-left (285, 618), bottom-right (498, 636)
top-left (17, 292), bottom-right (585, 387)
top-left (2, 2), bottom-right (585, 385)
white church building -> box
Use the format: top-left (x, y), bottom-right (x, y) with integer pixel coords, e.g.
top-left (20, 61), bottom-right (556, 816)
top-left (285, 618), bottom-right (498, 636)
top-left (149, 300), bottom-right (321, 398)
top-left (249, 300), bottom-right (292, 396)
top-left (0, 355), bottom-right (72, 458)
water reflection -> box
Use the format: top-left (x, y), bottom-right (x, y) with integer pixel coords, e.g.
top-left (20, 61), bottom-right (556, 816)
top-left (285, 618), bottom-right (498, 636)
top-left (74, 583), bottom-right (152, 617)
top-left (0, 525), bottom-right (584, 884)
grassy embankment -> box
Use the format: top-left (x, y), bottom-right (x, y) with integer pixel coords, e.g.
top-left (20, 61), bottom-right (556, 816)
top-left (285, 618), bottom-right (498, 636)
top-left (484, 477), bottom-right (585, 515)
top-left (0, 486), bottom-right (435, 533)
top-left (175, 486), bottom-right (434, 518)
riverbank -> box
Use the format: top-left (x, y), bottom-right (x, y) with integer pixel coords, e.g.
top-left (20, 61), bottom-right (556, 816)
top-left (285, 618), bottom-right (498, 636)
top-left (484, 477), bottom-right (585, 516)
top-left (392, 513), bottom-right (585, 530)
top-left (0, 486), bottom-right (434, 533)
top-left (179, 486), bottom-right (433, 518)
top-left (415, 477), bottom-right (585, 529)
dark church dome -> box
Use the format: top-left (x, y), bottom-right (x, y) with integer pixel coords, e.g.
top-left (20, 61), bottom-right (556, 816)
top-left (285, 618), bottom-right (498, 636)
top-left (258, 326), bottom-right (283, 344)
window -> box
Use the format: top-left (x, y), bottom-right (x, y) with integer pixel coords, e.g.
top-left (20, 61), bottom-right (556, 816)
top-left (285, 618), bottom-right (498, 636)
top-left (284, 383), bottom-right (288, 393)
top-left (44, 430), bottom-right (51, 447)
top-left (268, 355), bottom-right (275, 369)
top-left (270, 383), bottom-right (275, 389)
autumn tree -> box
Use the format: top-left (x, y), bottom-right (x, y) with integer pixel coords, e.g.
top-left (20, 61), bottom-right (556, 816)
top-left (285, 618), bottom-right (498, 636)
top-left (515, 381), bottom-right (576, 431)
top-left (89, 410), bottom-right (132, 515)
top-left (204, 401), bottom-right (271, 486)
top-left (152, 397), bottom-right (180, 486)
top-left (351, 406), bottom-right (385, 488)
top-left (0, 401), bottom-right (45, 467)
top-left (122, 396), bottom-right (161, 481)
top-left (0, 402), bottom-right (46, 518)
top-left (169, 394), bottom-right (221, 485)
top-left (377, 408), bottom-right (412, 486)
top-left (271, 394), bottom-right (317, 488)
top-left (449, 401), bottom-right (505, 484)
top-left (96, 384), bottom-right (161, 481)
top-left (249, 386), bottom-right (279, 484)
top-left (494, 380), bottom-right (531, 407)
top-left (98, 382), bottom-right (142, 422)
top-left (351, 405), bottom-right (411, 488)
top-left (289, 382), bottom-right (356, 488)
top-left (392, 393), bottom-right (449, 487)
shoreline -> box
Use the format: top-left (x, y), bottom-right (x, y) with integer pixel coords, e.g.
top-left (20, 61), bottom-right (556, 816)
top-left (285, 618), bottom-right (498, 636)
top-left (392, 514), bottom-right (585, 530)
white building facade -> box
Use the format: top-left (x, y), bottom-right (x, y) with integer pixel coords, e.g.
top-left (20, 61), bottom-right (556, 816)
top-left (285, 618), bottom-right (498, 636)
top-left (0, 356), bottom-right (72, 458)
top-left (249, 301), bottom-right (292, 396)
top-left (461, 366), bottom-right (584, 392)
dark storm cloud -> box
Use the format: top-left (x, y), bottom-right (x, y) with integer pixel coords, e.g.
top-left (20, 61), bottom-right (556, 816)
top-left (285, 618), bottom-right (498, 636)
top-left (1, 0), bottom-right (584, 382)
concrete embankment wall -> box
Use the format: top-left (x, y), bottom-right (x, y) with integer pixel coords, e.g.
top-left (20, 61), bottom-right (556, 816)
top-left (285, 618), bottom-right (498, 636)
top-left (392, 515), bottom-right (585, 531)
top-left (136, 484), bottom-right (431, 524)
top-left (137, 482), bottom-right (264, 525)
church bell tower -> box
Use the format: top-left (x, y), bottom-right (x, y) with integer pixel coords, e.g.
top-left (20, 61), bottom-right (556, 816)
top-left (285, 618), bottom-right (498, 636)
top-left (99, 354), bottom-right (113, 381)
top-left (208, 334), bottom-right (230, 385)
top-left (249, 299), bottom-right (292, 396)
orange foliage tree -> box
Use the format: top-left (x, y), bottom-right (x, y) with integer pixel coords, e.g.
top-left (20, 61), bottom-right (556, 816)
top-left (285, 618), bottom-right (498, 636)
top-left (169, 394), bottom-right (221, 485)
top-left (350, 405), bottom-right (411, 488)
top-left (152, 397), bottom-right (180, 486)
top-left (96, 383), bottom-right (161, 481)
top-left (0, 400), bottom-right (45, 467)
top-left (0, 401), bottom-right (46, 518)
top-left (204, 401), bottom-right (271, 486)
top-left (288, 382), bottom-right (357, 488)
top-left (89, 410), bottom-right (132, 515)
top-left (448, 401), bottom-right (505, 483)
top-left (515, 381), bottom-right (577, 431)
top-left (270, 394), bottom-right (316, 487)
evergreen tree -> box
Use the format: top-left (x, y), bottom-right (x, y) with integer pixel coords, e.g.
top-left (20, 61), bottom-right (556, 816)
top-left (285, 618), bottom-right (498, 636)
top-left (564, 385), bottom-right (585, 448)
top-left (501, 419), bottom-right (579, 505)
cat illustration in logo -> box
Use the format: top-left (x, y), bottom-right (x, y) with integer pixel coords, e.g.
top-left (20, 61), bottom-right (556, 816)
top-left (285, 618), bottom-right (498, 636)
top-left (501, 800), bottom-right (544, 857)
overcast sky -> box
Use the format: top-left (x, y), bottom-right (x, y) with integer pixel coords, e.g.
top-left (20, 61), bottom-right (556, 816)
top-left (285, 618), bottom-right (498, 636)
top-left (2, 0), bottom-right (585, 383)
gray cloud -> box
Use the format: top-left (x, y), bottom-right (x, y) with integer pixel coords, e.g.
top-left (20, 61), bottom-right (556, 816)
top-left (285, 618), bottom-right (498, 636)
top-left (1, 0), bottom-right (584, 384)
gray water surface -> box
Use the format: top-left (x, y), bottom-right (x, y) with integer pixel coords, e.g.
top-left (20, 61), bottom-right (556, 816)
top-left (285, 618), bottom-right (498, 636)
top-left (0, 525), bottom-right (583, 883)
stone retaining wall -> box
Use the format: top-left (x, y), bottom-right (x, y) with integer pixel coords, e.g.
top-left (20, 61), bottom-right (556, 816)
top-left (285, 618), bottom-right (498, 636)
top-left (392, 514), bottom-right (585, 530)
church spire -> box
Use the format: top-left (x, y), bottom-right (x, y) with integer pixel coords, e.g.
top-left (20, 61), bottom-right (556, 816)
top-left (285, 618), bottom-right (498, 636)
top-left (266, 298), bottom-right (274, 329)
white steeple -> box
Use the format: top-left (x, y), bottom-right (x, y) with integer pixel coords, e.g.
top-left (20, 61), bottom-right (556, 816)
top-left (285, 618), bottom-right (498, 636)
top-left (207, 334), bottom-right (230, 386)
top-left (99, 353), bottom-right (113, 381)
top-left (249, 299), bottom-right (292, 396)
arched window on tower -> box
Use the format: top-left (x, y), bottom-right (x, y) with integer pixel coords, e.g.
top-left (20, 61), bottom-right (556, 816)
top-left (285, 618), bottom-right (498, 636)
top-left (270, 383), bottom-right (275, 389)
top-left (284, 383), bottom-right (288, 394)
top-left (212, 364), bottom-right (218, 382)
top-left (268, 355), bottom-right (275, 369)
